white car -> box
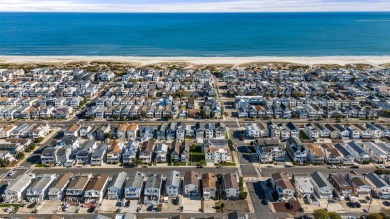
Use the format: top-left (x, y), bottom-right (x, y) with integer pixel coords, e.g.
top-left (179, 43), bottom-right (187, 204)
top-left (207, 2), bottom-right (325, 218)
top-left (8, 170), bottom-right (16, 176)
top-left (329, 165), bottom-right (337, 169)
top-left (337, 166), bottom-right (345, 169)
top-left (377, 165), bottom-right (385, 169)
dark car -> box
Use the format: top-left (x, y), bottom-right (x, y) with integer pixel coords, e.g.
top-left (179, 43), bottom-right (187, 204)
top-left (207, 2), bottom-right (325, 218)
top-left (355, 202), bottom-right (361, 208)
top-left (302, 215), bottom-right (312, 219)
top-left (349, 202), bottom-right (356, 208)
top-left (383, 201), bottom-right (390, 206)
top-left (261, 199), bottom-right (269, 205)
top-left (350, 165), bottom-right (360, 169)
top-left (87, 206), bottom-right (96, 213)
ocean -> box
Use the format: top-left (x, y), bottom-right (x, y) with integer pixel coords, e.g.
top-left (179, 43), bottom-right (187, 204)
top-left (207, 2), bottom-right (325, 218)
top-left (0, 12), bottom-right (390, 56)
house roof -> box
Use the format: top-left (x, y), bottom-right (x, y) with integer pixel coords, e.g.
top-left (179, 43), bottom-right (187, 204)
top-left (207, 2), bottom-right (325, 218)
top-left (67, 174), bottom-right (91, 190)
top-left (127, 123), bottom-right (138, 131)
top-left (166, 170), bottom-right (181, 188)
top-left (351, 177), bottom-right (370, 187)
top-left (223, 173), bottom-right (239, 189)
top-left (28, 174), bottom-right (55, 191)
top-left (271, 172), bottom-right (294, 191)
top-left (184, 171), bottom-right (198, 186)
top-left (329, 173), bottom-right (352, 189)
top-left (141, 140), bottom-right (154, 153)
top-left (145, 174), bottom-right (162, 190)
top-left (202, 173), bottom-right (216, 188)
top-left (125, 171), bottom-right (144, 188)
top-left (51, 172), bottom-right (73, 190)
top-left (117, 123), bottom-right (129, 132)
top-left (108, 172), bottom-right (127, 189)
top-left (85, 174), bottom-right (109, 191)
top-left (366, 173), bottom-right (389, 188)
top-left (310, 172), bottom-right (332, 189)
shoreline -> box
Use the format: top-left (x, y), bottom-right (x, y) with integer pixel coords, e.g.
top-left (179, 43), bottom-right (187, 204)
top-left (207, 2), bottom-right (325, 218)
top-left (1, 55), bottom-right (390, 66)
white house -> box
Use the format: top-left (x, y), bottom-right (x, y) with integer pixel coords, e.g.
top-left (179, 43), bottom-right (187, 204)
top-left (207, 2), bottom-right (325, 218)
top-left (166, 170), bottom-right (181, 197)
top-left (349, 177), bottom-right (372, 198)
top-left (310, 172), bottom-right (333, 199)
top-left (223, 173), bottom-right (239, 200)
top-left (204, 146), bottom-right (232, 164)
top-left (292, 174), bottom-right (314, 198)
top-left (270, 172), bottom-right (295, 201)
top-left (26, 174), bottom-right (56, 202)
top-left (345, 141), bottom-right (370, 163)
top-left (246, 123), bottom-right (260, 138)
top-left (362, 142), bottom-right (388, 163)
top-left (365, 173), bottom-right (390, 199)
top-left (2, 173), bottom-right (35, 203)
top-left (286, 137), bottom-right (308, 164)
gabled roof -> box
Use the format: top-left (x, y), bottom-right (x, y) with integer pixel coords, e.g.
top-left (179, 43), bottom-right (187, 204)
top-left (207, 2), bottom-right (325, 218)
top-left (85, 174), bottom-right (109, 191)
top-left (202, 173), bottom-right (216, 188)
top-left (223, 173), bottom-right (239, 189)
top-left (184, 171), bottom-right (198, 186)
top-left (108, 172), bottom-right (127, 189)
top-left (166, 170), bottom-right (181, 188)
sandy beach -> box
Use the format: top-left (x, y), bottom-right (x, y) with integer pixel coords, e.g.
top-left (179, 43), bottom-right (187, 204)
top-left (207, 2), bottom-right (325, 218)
top-left (1, 56), bottom-right (390, 66)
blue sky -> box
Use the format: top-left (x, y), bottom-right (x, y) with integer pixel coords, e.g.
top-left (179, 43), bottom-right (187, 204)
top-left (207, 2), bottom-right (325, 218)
top-left (1, 0), bottom-right (389, 12)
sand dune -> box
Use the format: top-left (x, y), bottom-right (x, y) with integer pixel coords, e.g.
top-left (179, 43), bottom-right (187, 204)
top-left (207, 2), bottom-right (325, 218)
top-left (1, 56), bottom-right (390, 66)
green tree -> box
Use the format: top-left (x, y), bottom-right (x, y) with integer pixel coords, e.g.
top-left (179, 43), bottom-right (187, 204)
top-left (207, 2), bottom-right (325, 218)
top-left (199, 159), bottom-right (206, 166)
top-left (329, 212), bottom-right (342, 219)
top-left (141, 111), bottom-right (147, 118)
top-left (220, 202), bottom-right (225, 212)
top-left (28, 143), bottom-right (36, 151)
top-left (16, 152), bottom-right (25, 160)
top-left (239, 191), bottom-right (248, 200)
top-left (366, 213), bottom-right (384, 219)
top-left (34, 137), bottom-right (44, 143)
top-left (104, 133), bottom-right (113, 139)
top-left (313, 209), bottom-right (329, 219)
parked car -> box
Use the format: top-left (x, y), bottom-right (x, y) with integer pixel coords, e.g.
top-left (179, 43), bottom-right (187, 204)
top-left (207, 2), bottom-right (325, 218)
top-left (8, 170), bottom-right (16, 176)
top-left (337, 166), bottom-right (345, 169)
top-left (262, 199), bottom-right (269, 205)
top-left (355, 202), bottom-right (361, 208)
top-left (349, 202), bottom-right (356, 208)
top-left (377, 165), bottom-right (385, 169)
top-left (63, 204), bottom-right (70, 212)
top-left (350, 165), bottom-right (360, 169)
top-left (329, 165), bottom-right (337, 169)
top-left (383, 201), bottom-right (390, 206)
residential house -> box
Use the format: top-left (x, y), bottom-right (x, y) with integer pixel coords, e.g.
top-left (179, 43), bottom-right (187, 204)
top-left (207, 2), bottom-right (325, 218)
top-left (124, 171), bottom-right (145, 199)
top-left (96, 123), bottom-right (111, 140)
top-left (214, 122), bottom-right (226, 139)
top-left (183, 171), bottom-right (199, 197)
top-left (139, 140), bottom-right (155, 164)
top-left (65, 174), bottom-right (92, 202)
top-left (320, 144), bottom-right (342, 164)
top-left (166, 170), bottom-right (181, 197)
top-left (107, 172), bottom-right (127, 200)
top-left (144, 174), bottom-right (162, 206)
top-left (292, 174), bottom-right (315, 199)
top-left (365, 173), bottom-right (390, 199)
top-left (345, 141), bottom-right (370, 163)
top-left (204, 145), bottom-right (232, 164)
top-left (286, 137), bottom-right (308, 164)
top-left (117, 123), bottom-right (129, 139)
top-left (305, 144), bottom-right (325, 164)
top-left (328, 173), bottom-right (353, 199)
top-left (26, 174), bottom-right (56, 202)
top-left (126, 123), bottom-right (138, 140)
top-left (106, 141), bottom-right (124, 164)
top-left (270, 172), bottom-right (295, 201)
top-left (310, 172), bottom-right (333, 199)
top-left (202, 173), bottom-right (217, 200)
top-left (84, 174), bottom-right (109, 205)
top-left (2, 173), bottom-right (35, 203)
top-left (65, 124), bottom-right (80, 137)
top-left (246, 123), bottom-right (260, 138)
top-left (349, 176), bottom-right (371, 198)
top-left (223, 173), bottom-right (239, 200)
top-left (48, 172), bottom-right (73, 201)
top-left (333, 143), bottom-right (355, 165)
top-left (362, 142), bottom-right (388, 163)
top-left (155, 143), bottom-right (168, 163)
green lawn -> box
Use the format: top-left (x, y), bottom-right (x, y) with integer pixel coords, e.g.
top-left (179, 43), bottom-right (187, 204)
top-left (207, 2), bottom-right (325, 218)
top-left (299, 130), bottom-right (310, 140)
top-left (190, 153), bottom-right (205, 163)
top-left (215, 162), bottom-right (236, 167)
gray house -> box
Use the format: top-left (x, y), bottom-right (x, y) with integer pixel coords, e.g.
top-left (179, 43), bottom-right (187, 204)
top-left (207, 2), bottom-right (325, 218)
top-left (107, 172), bottom-right (127, 200)
top-left (166, 170), bottom-right (181, 197)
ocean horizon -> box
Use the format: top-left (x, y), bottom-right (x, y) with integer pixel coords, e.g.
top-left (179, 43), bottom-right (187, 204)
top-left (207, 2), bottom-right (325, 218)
top-left (1, 12), bottom-right (390, 56)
